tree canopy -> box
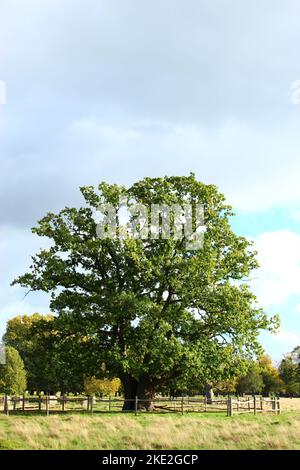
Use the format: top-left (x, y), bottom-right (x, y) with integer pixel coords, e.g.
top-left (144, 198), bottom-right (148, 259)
top-left (3, 314), bottom-right (53, 392)
top-left (0, 346), bottom-right (27, 395)
top-left (3, 313), bottom-right (93, 394)
top-left (236, 362), bottom-right (264, 395)
top-left (279, 348), bottom-right (300, 396)
top-left (12, 175), bottom-right (278, 408)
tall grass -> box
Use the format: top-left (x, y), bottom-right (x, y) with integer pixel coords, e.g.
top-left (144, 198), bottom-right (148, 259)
top-left (0, 411), bottom-right (300, 450)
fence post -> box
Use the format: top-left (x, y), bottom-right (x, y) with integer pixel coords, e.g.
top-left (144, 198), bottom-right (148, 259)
top-left (109, 395), bottom-right (111, 412)
top-left (204, 396), bottom-right (207, 412)
top-left (62, 394), bottom-right (65, 412)
top-left (4, 394), bottom-right (9, 416)
top-left (227, 396), bottom-right (233, 417)
top-left (260, 396), bottom-right (263, 411)
top-left (46, 395), bottom-right (49, 416)
top-left (248, 398), bottom-right (251, 412)
top-left (271, 397), bottom-right (276, 412)
top-left (38, 394), bottom-right (42, 412)
top-left (135, 396), bottom-right (138, 416)
top-left (22, 394), bottom-right (25, 412)
top-left (181, 396), bottom-right (184, 416)
top-left (254, 395), bottom-right (257, 415)
top-left (277, 397), bottom-right (281, 415)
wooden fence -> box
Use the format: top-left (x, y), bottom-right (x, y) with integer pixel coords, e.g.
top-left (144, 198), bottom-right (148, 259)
top-left (227, 396), bottom-right (281, 416)
top-left (0, 395), bottom-right (280, 417)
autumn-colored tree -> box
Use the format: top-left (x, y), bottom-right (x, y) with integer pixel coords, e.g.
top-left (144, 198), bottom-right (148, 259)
top-left (84, 377), bottom-right (121, 397)
top-left (213, 378), bottom-right (238, 395)
top-left (259, 355), bottom-right (283, 395)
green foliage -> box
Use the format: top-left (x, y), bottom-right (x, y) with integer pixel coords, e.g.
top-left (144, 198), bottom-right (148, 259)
top-left (12, 175), bottom-right (278, 398)
top-left (0, 346), bottom-right (27, 395)
top-left (279, 352), bottom-right (300, 395)
top-left (3, 313), bottom-right (95, 393)
top-left (3, 314), bottom-right (54, 392)
top-left (236, 355), bottom-right (283, 395)
top-left (237, 362), bottom-right (264, 394)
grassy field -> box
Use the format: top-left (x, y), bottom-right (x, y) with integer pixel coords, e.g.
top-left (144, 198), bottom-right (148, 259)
top-left (0, 401), bottom-right (300, 450)
top-left (278, 397), bottom-right (300, 412)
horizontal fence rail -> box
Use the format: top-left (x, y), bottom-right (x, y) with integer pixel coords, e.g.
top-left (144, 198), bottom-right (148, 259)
top-left (227, 396), bottom-right (281, 416)
top-left (0, 395), bottom-right (280, 417)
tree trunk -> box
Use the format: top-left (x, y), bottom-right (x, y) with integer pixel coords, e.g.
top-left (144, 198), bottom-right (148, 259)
top-left (136, 377), bottom-right (155, 411)
top-left (122, 374), bottom-right (138, 411)
top-left (121, 374), bottom-right (155, 411)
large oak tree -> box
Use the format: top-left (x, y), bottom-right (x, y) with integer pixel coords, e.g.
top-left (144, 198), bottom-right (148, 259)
top-left (12, 175), bottom-right (278, 409)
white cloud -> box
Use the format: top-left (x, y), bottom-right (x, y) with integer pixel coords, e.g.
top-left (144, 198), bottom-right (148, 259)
top-left (0, 226), bottom-right (51, 338)
top-left (296, 304), bottom-right (300, 314)
top-left (1, 0), bottom-right (300, 361)
top-left (252, 230), bottom-right (300, 307)
top-left (289, 208), bottom-right (300, 222)
top-left (1, 0), bottom-right (300, 228)
top-left (273, 328), bottom-right (300, 348)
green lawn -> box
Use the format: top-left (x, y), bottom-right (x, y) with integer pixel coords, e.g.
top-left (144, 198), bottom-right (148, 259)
top-left (0, 412), bottom-right (300, 450)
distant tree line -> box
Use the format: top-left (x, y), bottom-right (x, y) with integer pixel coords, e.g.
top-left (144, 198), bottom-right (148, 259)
top-left (1, 313), bottom-right (299, 398)
top-left (0, 313), bottom-right (122, 397)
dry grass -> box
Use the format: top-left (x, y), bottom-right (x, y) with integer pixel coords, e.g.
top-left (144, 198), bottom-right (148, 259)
top-left (280, 398), bottom-right (300, 412)
top-left (0, 410), bottom-right (300, 450)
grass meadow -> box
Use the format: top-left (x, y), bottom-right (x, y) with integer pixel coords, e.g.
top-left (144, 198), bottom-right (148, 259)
top-left (0, 398), bottom-right (299, 450)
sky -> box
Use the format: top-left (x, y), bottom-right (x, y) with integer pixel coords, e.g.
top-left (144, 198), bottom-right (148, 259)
top-left (0, 0), bottom-right (300, 362)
